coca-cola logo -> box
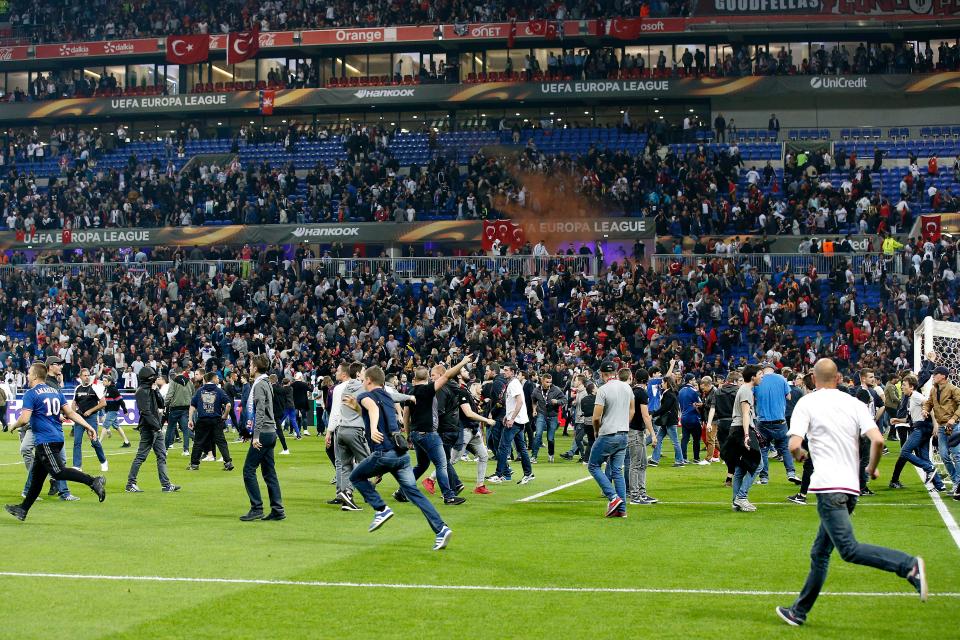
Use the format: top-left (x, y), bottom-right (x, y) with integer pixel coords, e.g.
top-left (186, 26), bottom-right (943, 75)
top-left (0, 47), bottom-right (13, 61)
top-left (58, 44), bottom-right (90, 56)
top-left (259, 32), bottom-right (277, 47)
top-left (103, 41), bottom-right (135, 54)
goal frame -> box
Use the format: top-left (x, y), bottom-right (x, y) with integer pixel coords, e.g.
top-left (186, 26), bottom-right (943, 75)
top-left (914, 316), bottom-right (960, 387)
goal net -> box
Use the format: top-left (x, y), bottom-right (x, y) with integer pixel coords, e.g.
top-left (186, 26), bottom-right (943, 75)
top-left (914, 317), bottom-right (960, 389)
top-left (914, 317), bottom-right (960, 476)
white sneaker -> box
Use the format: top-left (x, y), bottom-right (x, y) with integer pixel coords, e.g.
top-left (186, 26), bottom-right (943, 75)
top-left (518, 474), bottom-right (535, 485)
top-left (696, 459), bottom-right (710, 466)
top-left (548, 455), bottom-right (555, 463)
top-left (487, 476), bottom-right (505, 484)
top-left (202, 454), bottom-right (215, 462)
top-left (302, 430), bottom-right (310, 437)
top-left (100, 461), bottom-right (109, 472)
top-left (181, 450), bottom-right (190, 456)
top-left (280, 449), bottom-right (291, 455)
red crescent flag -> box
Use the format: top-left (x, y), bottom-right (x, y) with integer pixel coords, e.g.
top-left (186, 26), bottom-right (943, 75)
top-left (165, 34), bottom-right (209, 64)
top-left (482, 220), bottom-right (525, 251)
top-left (921, 214), bottom-right (941, 243)
top-left (507, 19), bottom-right (517, 49)
top-left (227, 28), bottom-right (260, 65)
top-left (527, 19), bottom-right (547, 36)
top-left (608, 17), bottom-right (643, 40)
top-left (62, 229), bottom-right (72, 244)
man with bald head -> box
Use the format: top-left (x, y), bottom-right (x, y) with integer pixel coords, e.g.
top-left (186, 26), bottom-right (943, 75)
top-left (403, 354), bottom-right (473, 505)
top-left (777, 358), bottom-right (928, 627)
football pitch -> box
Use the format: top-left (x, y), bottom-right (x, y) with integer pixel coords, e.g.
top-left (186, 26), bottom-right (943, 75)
top-left (1, 431), bottom-right (957, 640)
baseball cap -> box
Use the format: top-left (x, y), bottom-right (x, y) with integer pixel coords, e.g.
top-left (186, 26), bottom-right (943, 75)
top-left (45, 356), bottom-right (63, 366)
top-left (683, 373), bottom-right (696, 384)
top-left (599, 361), bottom-right (617, 373)
top-left (934, 366), bottom-right (950, 377)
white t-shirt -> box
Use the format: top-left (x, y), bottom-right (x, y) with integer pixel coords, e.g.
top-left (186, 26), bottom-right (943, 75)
top-left (505, 378), bottom-right (529, 425)
top-left (788, 388), bottom-right (877, 495)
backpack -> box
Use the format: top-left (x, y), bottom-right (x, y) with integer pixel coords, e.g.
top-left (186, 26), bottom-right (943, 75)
top-left (579, 393), bottom-right (596, 422)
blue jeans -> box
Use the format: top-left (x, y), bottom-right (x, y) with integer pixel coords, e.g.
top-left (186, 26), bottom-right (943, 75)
top-left (938, 426), bottom-right (958, 482)
top-left (487, 419), bottom-right (503, 457)
top-left (900, 426), bottom-right (936, 473)
top-left (588, 432), bottom-right (627, 507)
top-left (72, 425), bottom-right (107, 468)
top-left (532, 414), bottom-right (559, 458)
top-left (790, 492), bottom-right (916, 622)
top-left (165, 409), bottom-right (190, 451)
top-left (495, 422), bottom-right (533, 479)
top-left (102, 410), bottom-right (120, 431)
top-left (411, 431), bottom-right (454, 499)
top-left (351, 449), bottom-right (446, 534)
top-left (651, 424), bottom-right (682, 463)
top-left (282, 408), bottom-right (301, 436)
top-left (733, 464), bottom-right (755, 501)
top-left (758, 421), bottom-right (796, 477)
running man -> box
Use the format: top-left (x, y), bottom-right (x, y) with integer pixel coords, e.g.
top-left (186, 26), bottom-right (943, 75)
top-left (6, 362), bottom-right (106, 521)
top-left (99, 372), bottom-right (132, 448)
top-left (776, 358), bottom-right (927, 626)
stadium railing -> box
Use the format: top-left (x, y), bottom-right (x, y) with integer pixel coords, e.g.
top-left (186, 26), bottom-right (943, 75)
top-left (0, 260), bottom-right (251, 281)
top-left (649, 252), bottom-right (910, 278)
top-left (302, 255), bottom-right (597, 280)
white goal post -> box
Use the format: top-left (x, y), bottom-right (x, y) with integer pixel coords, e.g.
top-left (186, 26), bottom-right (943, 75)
top-left (914, 317), bottom-right (960, 388)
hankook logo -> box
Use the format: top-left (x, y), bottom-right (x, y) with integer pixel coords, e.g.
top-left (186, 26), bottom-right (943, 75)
top-left (353, 88), bottom-right (415, 99)
top-left (809, 76), bottom-right (867, 89)
top-left (291, 227), bottom-right (360, 238)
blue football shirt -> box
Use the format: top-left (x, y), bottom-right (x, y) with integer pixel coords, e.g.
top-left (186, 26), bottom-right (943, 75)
top-left (22, 383), bottom-right (67, 445)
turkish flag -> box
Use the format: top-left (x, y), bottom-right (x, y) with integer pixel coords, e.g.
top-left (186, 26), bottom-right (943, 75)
top-left (608, 17), bottom-right (643, 40)
top-left (62, 229), bottom-right (72, 244)
top-left (921, 214), bottom-right (942, 242)
top-left (507, 19), bottom-right (517, 49)
top-left (482, 220), bottom-right (525, 251)
top-left (260, 89), bottom-right (275, 115)
top-left (166, 34), bottom-right (209, 65)
top-left (545, 21), bottom-right (558, 40)
top-left (528, 19), bottom-right (547, 36)
top-left (227, 28), bottom-right (260, 65)
top-left (15, 229), bottom-right (25, 242)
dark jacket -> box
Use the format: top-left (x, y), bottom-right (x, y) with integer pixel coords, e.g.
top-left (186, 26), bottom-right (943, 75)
top-left (136, 383), bottom-right (164, 431)
top-left (652, 389), bottom-right (679, 427)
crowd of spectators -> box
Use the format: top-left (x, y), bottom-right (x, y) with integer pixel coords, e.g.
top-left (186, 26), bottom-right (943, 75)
top-left (5, 0), bottom-right (687, 45)
top-left (2, 120), bottom-right (957, 236)
top-left (0, 230), bottom-right (955, 406)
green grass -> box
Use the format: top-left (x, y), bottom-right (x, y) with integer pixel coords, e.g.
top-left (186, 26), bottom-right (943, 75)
top-left (0, 430), bottom-right (956, 639)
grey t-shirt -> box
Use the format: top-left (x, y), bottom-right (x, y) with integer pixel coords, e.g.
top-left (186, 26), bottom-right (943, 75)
top-left (731, 384), bottom-right (755, 429)
top-left (340, 379), bottom-right (366, 428)
top-left (595, 379), bottom-right (634, 436)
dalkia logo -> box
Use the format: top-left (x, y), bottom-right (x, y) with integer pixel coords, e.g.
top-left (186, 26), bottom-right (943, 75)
top-left (58, 44), bottom-right (90, 56)
top-left (353, 88), bottom-right (415, 99)
top-left (103, 41), bottom-right (135, 54)
top-left (809, 76), bottom-right (867, 89)
top-left (291, 227), bottom-right (360, 237)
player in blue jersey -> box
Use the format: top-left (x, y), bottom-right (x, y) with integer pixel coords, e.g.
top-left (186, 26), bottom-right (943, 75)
top-left (6, 363), bottom-right (106, 521)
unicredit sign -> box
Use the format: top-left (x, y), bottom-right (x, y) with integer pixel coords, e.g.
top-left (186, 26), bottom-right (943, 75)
top-left (809, 76), bottom-right (867, 89)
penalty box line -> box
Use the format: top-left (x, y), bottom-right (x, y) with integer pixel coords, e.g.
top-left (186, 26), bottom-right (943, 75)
top-left (0, 571), bottom-right (955, 598)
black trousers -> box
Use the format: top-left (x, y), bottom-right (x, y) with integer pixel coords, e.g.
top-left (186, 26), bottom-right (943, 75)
top-left (191, 418), bottom-right (232, 465)
top-left (22, 441), bottom-right (95, 512)
top-left (243, 431), bottom-right (283, 514)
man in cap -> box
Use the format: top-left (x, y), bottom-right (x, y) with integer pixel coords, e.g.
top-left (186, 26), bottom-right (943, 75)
top-left (922, 365), bottom-right (960, 497)
top-left (589, 361), bottom-right (635, 518)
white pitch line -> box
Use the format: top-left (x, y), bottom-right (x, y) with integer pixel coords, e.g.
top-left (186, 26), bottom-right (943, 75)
top-left (516, 476), bottom-right (592, 503)
top-left (0, 571), bottom-right (954, 598)
top-left (525, 499), bottom-right (934, 507)
top-left (0, 449), bottom-right (136, 468)
top-left (915, 467), bottom-right (960, 552)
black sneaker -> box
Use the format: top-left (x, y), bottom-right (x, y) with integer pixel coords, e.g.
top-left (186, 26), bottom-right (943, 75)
top-left (338, 491), bottom-right (362, 511)
top-left (787, 493), bottom-right (807, 505)
top-left (454, 484), bottom-right (465, 496)
top-left (126, 484), bottom-right (143, 493)
top-left (444, 496), bottom-right (466, 505)
top-left (4, 504), bottom-right (26, 521)
top-left (162, 485), bottom-right (182, 493)
top-left (262, 511), bottom-right (286, 521)
top-left (882, 446), bottom-right (890, 455)
top-left (47, 484), bottom-right (58, 497)
top-left (121, 442), bottom-right (131, 448)
top-left (640, 494), bottom-right (659, 504)
top-left (91, 476), bottom-right (107, 502)
top-left (648, 460), bottom-right (659, 467)
top-left (392, 489), bottom-right (409, 503)
top-left (906, 557), bottom-right (928, 602)
top-left (223, 462), bottom-right (235, 471)
top-left (923, 469), bottom-right (937, 485)
top-left (239, 510), bottom-right (264, 521)
top-left (953, 490), bottom-right (960, 502)
top-left (560, 452), bottom-right (574, 461)
top-left (889, 481), bottom-right (903, 489)
top-left (861, 487), bottom-right (876, 496)
top-left (787, 475), bottom-right (802, 485)
top-left (775, 606), bottom-right (803, 626)
top-left (326, 497), bottom-right (343, 505)
top-left (186, 464), bottom-right (199, 471)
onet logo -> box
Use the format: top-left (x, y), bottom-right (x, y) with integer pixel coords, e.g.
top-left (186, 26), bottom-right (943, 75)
top-left (291, 227), bottom-right (360, 238)
top-left (809, 76), bottom-right (867, 90)
top-left (353, 88), bottom-right (415, 99)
